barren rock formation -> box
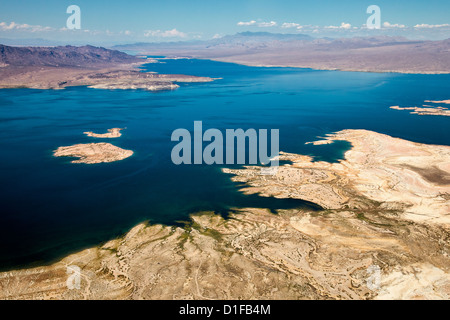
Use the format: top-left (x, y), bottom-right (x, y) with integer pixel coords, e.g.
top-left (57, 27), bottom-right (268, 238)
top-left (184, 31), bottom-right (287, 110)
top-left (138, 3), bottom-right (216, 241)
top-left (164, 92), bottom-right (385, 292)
top-left (1, 130), bottom-right (448, 300)
top-left (84, 70), bottom-right (212, 91)
top-left (0, 205), bottom-right (448, 300)
top-left (0, 67), bottom-right (213, 91)
top-left (0, 45), bottom-right (213, 90)
top-left (425, 100), bottom-right (450, 104)
top-left (224, 130), bottom-right (450, 225)
top-left (391, 99), bottom-right (450, 116)
top-left (53, 143), bottom-right (133, 164)
top-left (0, 44), bottom-right (140, 68)
top-left (84, 128), bottom-right (124, 138)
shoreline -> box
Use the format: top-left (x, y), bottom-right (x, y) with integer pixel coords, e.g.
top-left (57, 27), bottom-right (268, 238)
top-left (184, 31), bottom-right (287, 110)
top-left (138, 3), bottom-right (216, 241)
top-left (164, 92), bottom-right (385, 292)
top-left (205, 57), bottom-right (450, 75)
top-left (0, 60), bottom-right (214, 91)
top-left (1, 129), bottom-right (448, 300)
top-left (2, 55), bottom-right (449, 92)
top-left (146, 55), bottom-right (450, 75)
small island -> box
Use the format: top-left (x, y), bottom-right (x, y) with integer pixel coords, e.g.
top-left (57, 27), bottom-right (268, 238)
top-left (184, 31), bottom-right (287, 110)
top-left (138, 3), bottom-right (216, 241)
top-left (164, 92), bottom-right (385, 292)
top-left (84, 128), bottom-right (124, 138)
top-left (53, 143), bottom-right (133, 164)
top-left (390, 99), bottom-right (450, 116)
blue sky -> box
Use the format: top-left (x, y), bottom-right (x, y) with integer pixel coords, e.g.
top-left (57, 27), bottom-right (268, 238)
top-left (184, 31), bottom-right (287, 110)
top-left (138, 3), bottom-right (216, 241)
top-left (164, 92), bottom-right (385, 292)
top-left (1, 0), bottom-right (449, 44)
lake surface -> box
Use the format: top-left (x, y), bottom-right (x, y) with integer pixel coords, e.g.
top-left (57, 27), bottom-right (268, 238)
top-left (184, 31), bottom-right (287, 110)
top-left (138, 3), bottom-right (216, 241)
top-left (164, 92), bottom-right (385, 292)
top-left (0, 58), bottom-right (449, 270)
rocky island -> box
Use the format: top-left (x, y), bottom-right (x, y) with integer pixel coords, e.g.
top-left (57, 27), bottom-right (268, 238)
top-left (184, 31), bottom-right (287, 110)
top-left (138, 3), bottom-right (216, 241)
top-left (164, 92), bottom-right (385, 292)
top-left (84, 128), bottom-right (125, 138)
top-left (53, 143), bottom-right (133, 164)
top-left (390, 99), bottom-right (450, 116)
top-left (1, 130), bottom-right (448, 300)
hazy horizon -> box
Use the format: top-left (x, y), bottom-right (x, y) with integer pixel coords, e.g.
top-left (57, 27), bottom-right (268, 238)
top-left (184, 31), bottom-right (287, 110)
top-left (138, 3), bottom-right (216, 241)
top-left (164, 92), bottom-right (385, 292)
top-left (1, 31), bottom-right (449, 48)
top-left (1, 0), bottom-right (449, 46)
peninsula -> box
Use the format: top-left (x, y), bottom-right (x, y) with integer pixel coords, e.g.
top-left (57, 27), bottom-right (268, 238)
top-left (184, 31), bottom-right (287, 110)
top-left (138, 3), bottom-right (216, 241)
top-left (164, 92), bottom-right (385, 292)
top-left (2, 130), bottom-right (448, 299)
top-left (0, 44), bottom-right (213, 90)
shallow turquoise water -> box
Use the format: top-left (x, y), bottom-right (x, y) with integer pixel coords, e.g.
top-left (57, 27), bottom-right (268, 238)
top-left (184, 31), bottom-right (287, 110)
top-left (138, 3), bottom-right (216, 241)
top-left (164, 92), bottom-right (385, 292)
top-left (0, 58), bottom-right (449, 270)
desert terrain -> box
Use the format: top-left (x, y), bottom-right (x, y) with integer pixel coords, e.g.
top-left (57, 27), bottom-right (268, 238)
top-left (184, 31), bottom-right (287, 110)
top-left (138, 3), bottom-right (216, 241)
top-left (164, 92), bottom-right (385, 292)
top-left (115, 33), bottom-right (450, 74)
top-left (1, 130), bottom-right (448, 300)
top-left (0, 45), bottom-right (213, 90)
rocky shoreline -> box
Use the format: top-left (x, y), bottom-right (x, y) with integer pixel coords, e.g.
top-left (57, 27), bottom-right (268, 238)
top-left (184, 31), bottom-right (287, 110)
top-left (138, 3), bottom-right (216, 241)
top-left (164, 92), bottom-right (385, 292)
top-left (54, 128), bottom-right (134, 164)
top-left (53, 143), bottom-right (133, 164)
top-left (84, 128), bottom-right (124, 138)
top-left (1, 130), bottom-right (448, 300)
top-left (0, 45), bottom-right (213, 91)
top-left (0, 63), bottom-right (213, 91)
top-left (390, 99), bottom-right (450, 116)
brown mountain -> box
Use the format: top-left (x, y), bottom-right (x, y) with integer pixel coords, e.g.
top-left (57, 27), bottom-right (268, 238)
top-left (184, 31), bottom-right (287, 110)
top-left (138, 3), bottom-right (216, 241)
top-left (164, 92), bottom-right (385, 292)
top-left (114, 33), bottom-right (450, 74)
top-left (0, 45), bottom-right (211, 90)
top-left (0, 44), bottom-right (140, 68)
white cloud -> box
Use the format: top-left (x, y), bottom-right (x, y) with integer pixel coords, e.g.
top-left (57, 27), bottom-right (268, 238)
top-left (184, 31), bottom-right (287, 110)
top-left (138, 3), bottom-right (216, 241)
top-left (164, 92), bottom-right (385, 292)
top-left (325, 22), bottom-right (352, 30)
top-left (414, 23), bottom-right (450, 28)
top-left (0, 21), bottom-right (53, 32)
top-left (237, 20), bottom-right (277, 28)
top-left (143, 28), bottom-right (187, 38)
top-left (281, 22), bottom-right (302, 29)
top-left (383, 22), bottom-right (406, 28)
top-left (258, 21), bottom-right (277, 27)
top-left (212, 34), bottom-right (222, 39)
top-left (237, 20), bottom-right (256, 26)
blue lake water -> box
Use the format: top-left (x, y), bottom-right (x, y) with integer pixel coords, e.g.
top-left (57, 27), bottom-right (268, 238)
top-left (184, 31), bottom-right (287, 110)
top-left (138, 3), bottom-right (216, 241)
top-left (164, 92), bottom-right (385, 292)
top-left (0, 58), bottom-right (449, 270)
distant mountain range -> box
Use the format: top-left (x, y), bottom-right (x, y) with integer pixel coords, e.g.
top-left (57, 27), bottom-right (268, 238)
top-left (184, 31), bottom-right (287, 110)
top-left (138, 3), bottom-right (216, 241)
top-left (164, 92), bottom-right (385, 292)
top-left (0, 44), bottom-right (140, 68)
top-left (114, 32), bottom-right (316, 52)
top-left (113, 32), bottom-right (450, 74)
top-left (1, 32), bottom-right (449, 74)
top-left (0, 38), bottom-right (67, 47)
top-left (113, 32), bottom-right (415, 52)
top-left (207, 31), bottom-right (315, 44)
